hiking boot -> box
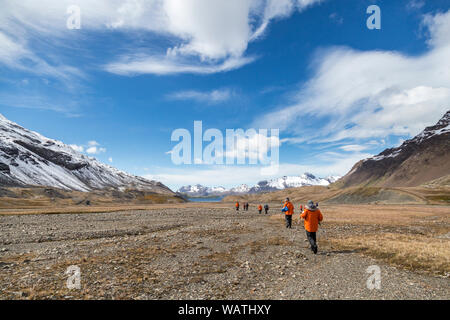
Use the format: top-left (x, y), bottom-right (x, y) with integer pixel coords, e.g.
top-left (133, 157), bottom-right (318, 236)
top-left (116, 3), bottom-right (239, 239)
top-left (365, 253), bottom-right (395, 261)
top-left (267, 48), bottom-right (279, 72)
top-left (313, 246), bottom-right (318, 254)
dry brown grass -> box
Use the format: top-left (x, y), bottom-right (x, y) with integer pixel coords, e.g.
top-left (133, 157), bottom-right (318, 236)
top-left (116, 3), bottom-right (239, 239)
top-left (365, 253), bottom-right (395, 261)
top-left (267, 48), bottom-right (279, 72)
top-left (325, 233), bottom-right (450, 275)
top-left (268, 205), bottom-right (450, 275)
top-left (0, 202), bottom-right (231, 216)
top-left (223, 185), bottom-right (450, 205)
top-left (0, 241), bottom-right (197, 299)
top-left (0, 186), bottom-right (186, 212)
top-left (318, 204), bottom-right (450, 226)
top-left (2, 202), bottom-right (449, 278)
top-left (314, 204), bottom-right (450, 275)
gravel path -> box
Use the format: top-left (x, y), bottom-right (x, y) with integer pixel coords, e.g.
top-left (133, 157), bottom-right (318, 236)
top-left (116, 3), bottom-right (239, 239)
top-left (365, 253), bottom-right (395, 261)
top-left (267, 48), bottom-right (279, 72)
top-left (0, 208), bottom-right (448, 299)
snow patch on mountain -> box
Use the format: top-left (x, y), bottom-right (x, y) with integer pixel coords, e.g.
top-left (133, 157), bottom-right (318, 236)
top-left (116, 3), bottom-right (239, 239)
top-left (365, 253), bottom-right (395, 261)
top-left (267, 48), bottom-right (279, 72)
top-left (364, 110), bottom-right (450, 163)
top-left (178, 173), bottom-right (341, 196)
top-left (230, 184), bottom-right (251, 193)
top-left (0, 114), bottom-right (172, 193)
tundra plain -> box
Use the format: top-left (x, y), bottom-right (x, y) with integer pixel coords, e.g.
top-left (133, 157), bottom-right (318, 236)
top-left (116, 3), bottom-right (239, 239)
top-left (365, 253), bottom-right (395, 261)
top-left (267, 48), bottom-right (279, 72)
top-left (0, 203), bottom-right (449, 300)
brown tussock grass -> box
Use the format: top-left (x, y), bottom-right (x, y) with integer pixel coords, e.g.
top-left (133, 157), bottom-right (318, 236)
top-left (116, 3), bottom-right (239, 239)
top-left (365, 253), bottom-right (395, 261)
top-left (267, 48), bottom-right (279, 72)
top-left (0, 202), bottom-right (232, 216)
top-left (325, 233), bottom-right (450, 275)
top-left (269, 205), bottom-right (450, 275)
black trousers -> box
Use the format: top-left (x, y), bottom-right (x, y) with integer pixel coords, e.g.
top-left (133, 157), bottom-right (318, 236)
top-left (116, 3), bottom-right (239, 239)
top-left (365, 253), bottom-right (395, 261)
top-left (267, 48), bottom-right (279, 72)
top-left (285, 215), bottom-right (292, 228)
top-left (264, 209), bottom-right (268, 214)
top-left (306, 231), bottom-right (317, 252)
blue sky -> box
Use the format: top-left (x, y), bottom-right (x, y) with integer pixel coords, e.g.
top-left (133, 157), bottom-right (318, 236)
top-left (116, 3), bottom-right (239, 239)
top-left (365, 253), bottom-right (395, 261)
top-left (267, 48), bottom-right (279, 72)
top-left (0, 0), bottom-right (449, 190)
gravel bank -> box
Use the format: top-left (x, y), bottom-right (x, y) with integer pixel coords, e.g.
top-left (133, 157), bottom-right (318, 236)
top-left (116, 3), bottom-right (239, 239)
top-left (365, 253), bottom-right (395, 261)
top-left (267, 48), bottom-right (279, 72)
top-left (0, 208), bottom-right (448, 299)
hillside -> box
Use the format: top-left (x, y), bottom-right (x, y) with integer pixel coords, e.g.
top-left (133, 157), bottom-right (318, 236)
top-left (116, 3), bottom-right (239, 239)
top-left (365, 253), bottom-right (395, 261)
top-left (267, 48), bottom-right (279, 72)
top-left (337, 110), bottom-right (450, 188)
top-left (222, 111), bottom-right (450, 205)
top-left (0, 114), bottom-right (173, 195)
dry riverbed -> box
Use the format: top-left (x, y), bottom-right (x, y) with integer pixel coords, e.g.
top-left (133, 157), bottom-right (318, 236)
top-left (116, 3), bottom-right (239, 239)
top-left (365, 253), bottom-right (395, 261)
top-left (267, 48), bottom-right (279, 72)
top-left (0, 205), bottom-right (449, 300)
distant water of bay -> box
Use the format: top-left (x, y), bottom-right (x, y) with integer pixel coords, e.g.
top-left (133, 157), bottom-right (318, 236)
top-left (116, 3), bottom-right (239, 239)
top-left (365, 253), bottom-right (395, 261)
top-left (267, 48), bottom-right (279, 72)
top-left (187, 196), bottom-right (224, 203)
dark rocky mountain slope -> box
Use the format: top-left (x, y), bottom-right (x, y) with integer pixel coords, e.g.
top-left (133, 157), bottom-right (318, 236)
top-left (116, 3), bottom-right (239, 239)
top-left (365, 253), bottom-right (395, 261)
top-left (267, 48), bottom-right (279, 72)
top-left (0, 114), bottom-right (173, 194)
top-left (338, 110), bottom-right (450, 188)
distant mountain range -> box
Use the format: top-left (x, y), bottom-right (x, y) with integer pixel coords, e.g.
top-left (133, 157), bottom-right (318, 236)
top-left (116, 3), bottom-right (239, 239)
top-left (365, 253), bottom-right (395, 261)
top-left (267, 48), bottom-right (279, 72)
top-left (2, 109), bottom-right (448, 200)
top-left (0, 114), bottom-right (173, 195)
top-left (338, 110), bottom-right (450, 188)
top-left (178, 173), bottom-right (341, 197)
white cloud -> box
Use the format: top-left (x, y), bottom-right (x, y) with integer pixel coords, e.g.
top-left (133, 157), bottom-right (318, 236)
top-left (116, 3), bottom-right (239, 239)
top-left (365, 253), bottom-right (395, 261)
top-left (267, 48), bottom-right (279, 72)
top-left (69, 141), bottom-right (107, 155)
top-left (0, 30), bottom-right (82, 81)
top-left (108, 157), bottom-right (113, 163)
top-left (255, 10), bottom-right (450, 143)
top-left (88, 140), bottom-right (100, 147)
top-left (407, 0), bottom-right (425, 11)
top-left (167, 88), bottom-right (234, 104)
top-left (1, 0), bottom-right (321, 76)
top-left (252, 0), bottom-right (321, 40)
top-left (339, 145), bottom-right (369, 152)
top-left (0, 93), bottom-right (81, 116)
top-left (86, 146), bottom-right (107, 155)
top-left (104, 52), bottom-right (256, 76)
top-left (162, 0), bottom-right (253, 60)
top-left (0, 31), bottom-right (28, 66)
top-left (329, 12), bottom-right (344, 25)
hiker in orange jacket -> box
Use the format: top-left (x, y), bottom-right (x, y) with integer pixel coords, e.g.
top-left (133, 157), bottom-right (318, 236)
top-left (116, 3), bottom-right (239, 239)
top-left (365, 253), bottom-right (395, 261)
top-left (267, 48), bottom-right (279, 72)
top-left (300, 200), bottom-right (323, 254)
top-left (258, 205), bottom-right (263, 214)
top-left (235, 202), bottom-right (240, 211)
top-left (281, 198), bottom-right (294, 229)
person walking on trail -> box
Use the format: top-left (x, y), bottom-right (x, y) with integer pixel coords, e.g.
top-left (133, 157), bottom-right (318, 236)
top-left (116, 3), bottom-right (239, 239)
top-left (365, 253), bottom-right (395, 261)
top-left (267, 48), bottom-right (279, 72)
top-left (281, 198), bottom-right (294, 229)
top-left (245, 202), bottom-right (249, 211)
top-left (235, 202), bottom-right (240, 211)
top-left (300, 200), bottom-right (323, 254)
top-left (264, 204), bottom-right (269, 214)
top-left (297, 205), bottom-right (303, 225)
top-left (258, 205), bottom-right (263, 214)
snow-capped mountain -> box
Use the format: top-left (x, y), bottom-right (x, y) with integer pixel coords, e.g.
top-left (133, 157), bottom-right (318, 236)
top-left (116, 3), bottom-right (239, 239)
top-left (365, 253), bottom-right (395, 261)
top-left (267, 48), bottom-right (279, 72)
top-left (178, 173), bottom-right (341, 196)
top-left (339, 110), bottom-right (450, 188)
top-left (177, 185), bottom-right (231, 196)
top-left (0, 114), bottom-right (173, 194)
top-left (230, 184), bottom-right (252, 194)
top-left (177, 185), bottom-right (218, 196)
top-left (251, 173), bottom-right (340, 193)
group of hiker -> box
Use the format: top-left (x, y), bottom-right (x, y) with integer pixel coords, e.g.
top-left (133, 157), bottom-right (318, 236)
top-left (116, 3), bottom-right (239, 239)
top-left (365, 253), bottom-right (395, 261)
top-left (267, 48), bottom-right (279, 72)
top-left (282, 198), bottom-right (322, 254)
top-left (235, 202), bottom-right (250, 211)
top-left (258, 204), bottom-right (270, 214)
top-left (234, 198), bottom-right (323, 254)
top-left (235, 202), bottom-right (269, 214)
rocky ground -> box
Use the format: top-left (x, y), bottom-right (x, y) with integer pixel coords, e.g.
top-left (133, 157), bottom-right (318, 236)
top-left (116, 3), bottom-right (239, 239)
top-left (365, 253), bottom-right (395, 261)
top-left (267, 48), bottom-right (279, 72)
top-left (0, 206), bottom-right (449, 300)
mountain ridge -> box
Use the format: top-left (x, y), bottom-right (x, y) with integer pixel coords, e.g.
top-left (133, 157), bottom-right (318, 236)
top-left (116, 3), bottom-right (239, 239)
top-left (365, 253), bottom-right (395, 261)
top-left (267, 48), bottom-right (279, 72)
top-left (0, 114), bottom-right (173, 194)
top-left (338, 110), bottom-right (450, 188)
top-left (178, 173), bottom-right (341, 197)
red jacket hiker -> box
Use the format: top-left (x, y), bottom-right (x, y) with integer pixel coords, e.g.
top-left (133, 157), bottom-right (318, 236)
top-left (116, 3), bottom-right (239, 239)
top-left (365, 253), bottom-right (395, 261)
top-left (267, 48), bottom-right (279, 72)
top-left (300, 205), bottom-right (323, 232)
